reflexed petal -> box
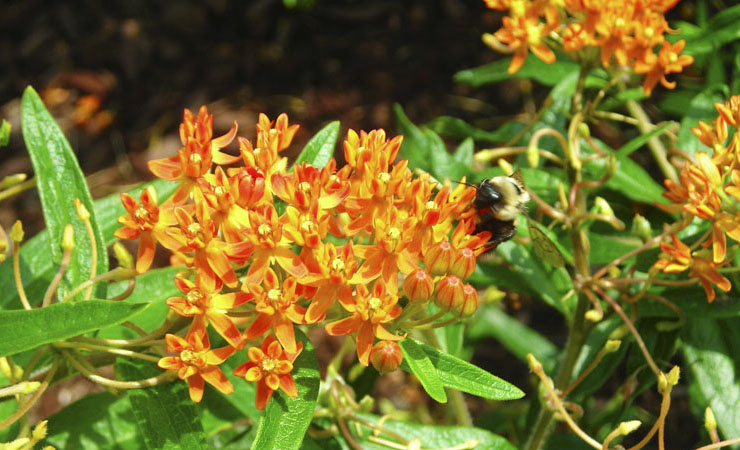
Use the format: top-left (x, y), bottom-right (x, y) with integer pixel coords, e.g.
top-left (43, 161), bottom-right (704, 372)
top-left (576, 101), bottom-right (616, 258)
top-left (274, 318), bottom-right (297, 354)
top-left (279, 374), bottom-right (298, 397)
top-left (356, 322), bottom-right (374, 366)
top-left (211, 292), bottom-right (252, 309)
top-left (274, 247), bottom-right (309, 280)
top-left (136, 232), bottom-right (156, 273)
top-left (244, 313), bottom-right (272, 341)
top-left (200, 367), bottom-right (234, 395)
top-left (255, 380), bottom-right (274, 410)
top-left (157, 356), bottom-right (183, 370)
top-left (208, 312), bottom-right (243, 347)
top-left (325, 316), bottom-right (360, 336)
top-left (207, 345), bottom-right (236, 365)
top-left (187, 375), bottom-right (205, 403)
top-left (165, 333), bottom-right (189, 352)
top-left (232, 361), bottom-right (254, 378)
top-left (148, 155), bottom-right (183, 180)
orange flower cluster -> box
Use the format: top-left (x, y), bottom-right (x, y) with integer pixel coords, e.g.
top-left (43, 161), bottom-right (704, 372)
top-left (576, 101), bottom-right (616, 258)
top-left (117, 106), bottom-right (489, 406)
top-left (482, 0), bottom-right (693, 95)
top-left (654, 95), bottom-right (740, 302)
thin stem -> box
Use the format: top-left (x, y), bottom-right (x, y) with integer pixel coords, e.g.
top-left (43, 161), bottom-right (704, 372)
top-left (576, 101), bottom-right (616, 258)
top-left (412, 317), bottom-right (459, 330)
top-left (504, 97), bottom-right (555, 147)
top-left (53, 341), bottom-right (161, 363)
top-left (561, 344), bottom-right (611, 398)
top-left (530, 355), bottom-right (602, 449)
top-left (625, 99), bottom-right (678, 183)
top-left (109, 279), bottom-right (136, 301)
top-left (595, 287), bottom-right (660, 377)
top-left (0, 359), bottom-right (59, 431)
top-left (70, 317), bottom-right (179, 347)
top-left (63, 268), bottom-right (136, 302)
top-left (627, 386), bottom-right (671, 450)
top-left (0, 178), bottom-right (36, 202)
top-left (474, 146), bottom-right (563, 166)
top-left (42, 247), bottom-right (72, 307)
top-left (12, 243), bottom-right (31, 310)
top-left (695, 437), bottom-right (740, 450)
top-left (61, 349), bottom-right (173, 389)
top-left (82, 218), bottom-right (97, 300)
top-left (401, 310), bottom-right (446, 328)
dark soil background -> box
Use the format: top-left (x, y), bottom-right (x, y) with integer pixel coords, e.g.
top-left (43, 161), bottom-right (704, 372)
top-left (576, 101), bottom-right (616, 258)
top-left (0, 1), bottom-right (701, 448)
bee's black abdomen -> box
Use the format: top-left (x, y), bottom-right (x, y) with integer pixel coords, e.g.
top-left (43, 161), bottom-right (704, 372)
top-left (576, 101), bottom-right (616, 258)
top-left (475, 213), bottom-right (517, 247)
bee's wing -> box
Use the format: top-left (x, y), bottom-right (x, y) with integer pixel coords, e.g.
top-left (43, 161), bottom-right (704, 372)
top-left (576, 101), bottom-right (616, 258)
top-left (527, 218), bottom-right (565, 268)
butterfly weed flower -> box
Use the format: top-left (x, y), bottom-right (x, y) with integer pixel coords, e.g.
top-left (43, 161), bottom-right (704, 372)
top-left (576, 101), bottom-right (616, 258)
top-left (233, 336), bottom-right (302, 410)
top-left (158, 321), bottom-right (235, 403)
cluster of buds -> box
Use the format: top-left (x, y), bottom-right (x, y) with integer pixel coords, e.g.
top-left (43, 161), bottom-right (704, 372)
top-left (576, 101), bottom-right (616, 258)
top-left (116, 106), bottom-right (491, 407)
top-left (482, 0), bottom-right (694, 95)
top-left (654, 95), bottom-right (740, 302)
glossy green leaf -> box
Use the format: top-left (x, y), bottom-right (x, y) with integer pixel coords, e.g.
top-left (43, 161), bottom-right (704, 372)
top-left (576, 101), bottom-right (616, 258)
top-left (295, 121), bottom-right (340, 169)
top-left (684, 5), bottom-right (740, 56)
top-left (21, 86), bottom-right (108, 301)
top-left (44, 392), bottom-right (143, 449)
top-left (467, 305), bottom-right (558, 373)
top-left (615, 122), bottom-right (674, 158)
top-left (682, 318), bottom-right (740, 442)
top-left (588, 233), bottom-right (641, 266)
top-left (348, 412), bottom-right (516, 450)
top-left (118, 358), bottom-right (206, 449)
top-left (394, 104), bottom-right (432, 172)
top-left (454, 56), bottom-right (578, 88)
top-left (0, 178), bottom-right (176, 309)
top-left (400, 338), bottom-right (447, 403)
top-left (0, 119), bottom-right (9, 147)
top-left (0, 300), bottom-right (148, 357)
top-left (452, 137), bottom-right (474, 167)
top-left (401, 338), bottom-right (524, 400)
top-left (252, 329), bottom-right (320, 450)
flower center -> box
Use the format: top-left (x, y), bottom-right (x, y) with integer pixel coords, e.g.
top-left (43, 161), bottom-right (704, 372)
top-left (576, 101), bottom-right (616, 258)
top-left (134, 206), bottom-right (150, 223)
top-left (268, 288), bottom-right (282, 303)
top-left (187, 222), bottom-right (203, 237)
top-left (298, 181), bottom-right (311, 193)
top-left (258, 224), bottom-right (272, 238)
top-left (261, 357), bottom-right (277, 372)
top-left (186, 289), bottom-right (204, 305)
top-left (180, 349), bottom-right (205, 367)
top-left (369, 296), bottom-right (382, 311)
top-left (189, 153), bottom-right (202, 164)
top-left (330, 257), bottom-right (345, 273)
top-left (214, 186), bottom-right (226, 196)
top-left (300, 219), bottom-right (315, 233)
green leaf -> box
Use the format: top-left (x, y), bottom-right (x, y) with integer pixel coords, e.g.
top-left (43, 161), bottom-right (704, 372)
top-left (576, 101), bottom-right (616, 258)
top-left (295, 121), bottom-right (340, 169)
top-left (568, 317), bottom-right (628, 399)
top-left (44, 392), bottom-right (144, 449)
top-left (21, 86), bottom-right (108, 301)
top-left (427, 116), bottom-right (524, 143)
top-left (118, 358), bottom-right (206, 449)
top-left (0, 119), bottom-right (10, 147)
top-left (467, 305), bottom-right (559, 373)
top-left (588, 233), bottom-right (641, 266)
top-left (682, 318), bottom-right (740, 442)
top-left (348, 412), bottom-right (516, 450)
top-left (394, 104), bottom-right (431, 172)
top-left (454, 55), bottom-right (578, 88)
top-left (401, 338), bottom-right (524, 400)
top-left (400, 338), bottom-right (447, 403)
top-left (0, 300), bottom-right (148, 357)
top-left (684, 5), bottom-right (740, 56)
top-left (252, 329), bottom-right (320, 450)
top-left (0, 178), bottom-right (176, 309)
top-left (615, 122), bottom-right (674, 158)
top-left (452, 137), bottom-right (474, 167)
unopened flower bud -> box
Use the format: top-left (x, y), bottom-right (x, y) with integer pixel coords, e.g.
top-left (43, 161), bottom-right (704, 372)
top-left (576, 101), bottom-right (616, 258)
top-left (631, 214), bottom-right (652, 242)
top-left (594, 196), bottom-right (615, 217)
top-left (557, 182), bottom-right (568, 210)
top-left (32, 420), bottom-right (48, 441)
top-left (606, 155), bottom-right (618, 177)
top-left (434, 275), bottom-right (464, 311)
top-left (62, 224), bottom-right (75, 252)
top-left (527, 353), bottom-right (542, 372)
top-left (527, 141), bottom-right (540, 168)
top-left (618, 420), bottom-right (641, 435)
top-left (454, 283), bottom-right (479, 318)
top-left (5, 438), bottom-right (30, 450)
top-left (113, 241), bottom-right (134, 269)
top-left (10, 220), bottom-right (24, 243)
top-left (585, 309), bottom-right (603, 322)
top-left (19, 381), bottom-right (41, 395)
top-left (370, 340), bottom-right (403, 373)
top-left (609, 324), bottom-right (629, 340)
top-left (604, 340), bottom-right (621, 353)
top-left (578, 122), bottom-right (590, 139)
top-left (498, 159), bottom-right (513, 176)
top-left (0, 173), bottom-right (27, 190)
top-left (705, 407), bottom-right (717, 432)
top-left (424, 241), bottom-right (454, 276)
top-left (449, 247), bottom-right (476, 280)
top-left (74, 198), bottom-right (90, 222)
top-left (403, 269), bottom-right (434, 302)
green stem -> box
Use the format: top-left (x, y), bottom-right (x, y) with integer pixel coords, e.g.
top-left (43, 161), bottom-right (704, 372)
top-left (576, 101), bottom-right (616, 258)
top-left (624, 99), bottom-right (678, 183)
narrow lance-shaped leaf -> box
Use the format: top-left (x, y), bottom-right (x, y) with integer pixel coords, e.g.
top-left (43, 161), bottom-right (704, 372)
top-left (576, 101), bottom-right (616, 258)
top-left (251, 329), bottom-right (320, 450)
top-left (399, 338), bottom-right (447, 403)
top-left (20, 86), bottom-right (108, 301)
top-left (117, 358), bottom-right (206, 449)
top-left (0, 300), bottom-right (148, 357)
top-left (295, 121), bottom-right (340, 169)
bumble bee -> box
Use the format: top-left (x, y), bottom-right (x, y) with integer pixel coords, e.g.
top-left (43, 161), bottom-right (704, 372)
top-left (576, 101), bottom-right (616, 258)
top-left (473, 174), bottom-right (530, 247)
top-left (472, 172), bottom-right (565, 268)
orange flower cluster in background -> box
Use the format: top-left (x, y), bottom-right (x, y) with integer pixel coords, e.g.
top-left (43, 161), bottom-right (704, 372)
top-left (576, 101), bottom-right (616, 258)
top-left (654, 95), bottom-right (740, 302)
top-left (116, 106), bottom-right (490, 406)
top-left (482, 0), bottom-right (693, 95)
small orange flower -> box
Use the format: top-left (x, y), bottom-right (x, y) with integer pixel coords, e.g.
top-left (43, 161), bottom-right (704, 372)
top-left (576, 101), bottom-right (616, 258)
top-left (157, 323), bottom-right (235, 403)
top-left (148, 106), bottom-right (239, 204)
top-left (325, 281), bottom-right (403, 366)
top-left (634, 40), bottom-right (693, 96)
top-left (166, 274), bottom-right (252, 347)
top-left (114, 187), bottom-right (179, 273)
top-left (233, 336), bottom-right (302, 410)
top-left (300, 241), bottom-right (359, 323)
top-left (493, 2), bottom-right (558, 74)
top-left (243, 268), bottom-right (306, 354)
